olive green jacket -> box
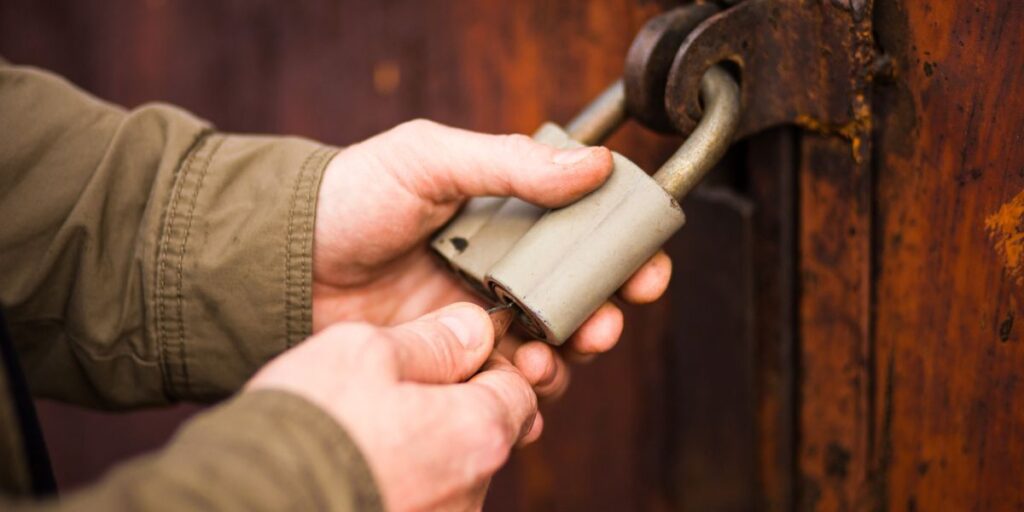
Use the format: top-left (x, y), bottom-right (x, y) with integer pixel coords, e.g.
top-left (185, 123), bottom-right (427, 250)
top-left (0, 59), bottom-right (382, 510)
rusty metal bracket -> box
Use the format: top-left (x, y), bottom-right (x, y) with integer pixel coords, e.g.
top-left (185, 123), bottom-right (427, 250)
top-left (623, 3), bottom-right (720, 132)
top-left (665, 0), bottom-right (873, 141)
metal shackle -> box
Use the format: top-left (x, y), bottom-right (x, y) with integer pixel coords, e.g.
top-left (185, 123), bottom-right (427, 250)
top-left (563, 80), bottom-right (626, 146)
top-left (559, 64), bottom-right (742, 201)
top-left (654, 65), bottom-right (741, 199)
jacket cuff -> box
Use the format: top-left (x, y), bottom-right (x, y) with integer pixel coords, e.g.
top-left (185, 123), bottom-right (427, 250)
top-left (152, 132), bottom-right (337, 401)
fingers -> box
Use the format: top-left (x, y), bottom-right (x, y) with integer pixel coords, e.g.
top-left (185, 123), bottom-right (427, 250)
top-left (567, 301), bottom-right (624, 354)
top-left (512, 341), bottom-right (570, 400)
top-left (519, 411), bottom-right (544, 446)
top-left (386, 302), bottom-right (495, 384)
top-left (462, 355), bottom-right (539, 448)
top-left (618, 250), bottom-right (673, 304)
top-left (383, 119), bottom-right (614, 207)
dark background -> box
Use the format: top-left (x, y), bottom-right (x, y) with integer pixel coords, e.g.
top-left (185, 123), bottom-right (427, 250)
top-left (4, 1), bottom-right (1024, 511)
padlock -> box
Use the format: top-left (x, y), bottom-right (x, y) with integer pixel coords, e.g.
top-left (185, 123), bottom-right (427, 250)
top-left (432, 65), bottom-right (740, 345)
top-left (429, 81), bottom-right (627, 301)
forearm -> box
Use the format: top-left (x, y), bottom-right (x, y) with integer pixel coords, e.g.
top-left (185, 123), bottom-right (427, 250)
top-left (0, 60), bottom-right (335, 407)
top-left (2, 391), bottom-right (381, 511)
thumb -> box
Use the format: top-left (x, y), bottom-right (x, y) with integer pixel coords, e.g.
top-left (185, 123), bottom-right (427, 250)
top-left (382, 119), bottom-right (614, 207)
top-left (385, 302), bottom-right (495, 384)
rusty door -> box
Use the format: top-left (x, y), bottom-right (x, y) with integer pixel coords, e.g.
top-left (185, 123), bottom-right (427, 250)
top-left (2, 1), bottom-right (1023, 511)
top-left (814, 2), bottom-right (1024, 511)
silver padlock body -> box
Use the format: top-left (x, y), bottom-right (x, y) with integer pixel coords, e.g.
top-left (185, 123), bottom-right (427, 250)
top-left (430, 123), bottom-right (581, 300)
top-left (487, 152), bottom-right (686, 345)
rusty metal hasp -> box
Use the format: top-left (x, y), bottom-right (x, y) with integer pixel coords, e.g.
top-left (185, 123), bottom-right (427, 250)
top-left (664, 0), bottom-right (872, 140)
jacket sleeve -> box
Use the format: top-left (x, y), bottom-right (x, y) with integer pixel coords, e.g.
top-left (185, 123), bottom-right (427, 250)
top-left (0, 61), bottom-right (337, 407)
top-left (4, 390), bottom-right (382, 511)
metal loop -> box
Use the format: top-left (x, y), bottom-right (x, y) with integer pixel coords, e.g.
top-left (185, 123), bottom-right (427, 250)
top-left (652, 65), bottom-right (741, 200)
top-left (623, 3), bottom-right (720, 132)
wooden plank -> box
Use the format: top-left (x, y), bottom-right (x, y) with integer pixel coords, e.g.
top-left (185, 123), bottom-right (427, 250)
top-left (872, 1), bottom-right (1024, 510)
top-left (786, 1), bottom-right (877, 509)
top-left (664, 186), bottom-right (757, 512)
top-left (747, 128), bottom-right (798, 512)
top-left (796, 132), bottom-right (873, 511)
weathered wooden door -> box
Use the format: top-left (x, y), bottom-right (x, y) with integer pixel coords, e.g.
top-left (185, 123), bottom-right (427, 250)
top-left (2, 1), bottom-right (1022, 510)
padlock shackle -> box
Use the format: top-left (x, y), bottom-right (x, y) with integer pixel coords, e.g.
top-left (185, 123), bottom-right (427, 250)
top-left (564, 80), bottom-right (627, 146)
top-left (653, 65), bottom-right (741, 200)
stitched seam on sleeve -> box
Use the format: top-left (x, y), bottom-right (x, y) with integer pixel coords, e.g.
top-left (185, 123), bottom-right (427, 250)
top-left (175, 135), bottom-right (224, 392)
top-left (155, 133), bottom-right (224, 397)
top-left (284, 149), bottom-right (317, 347)
top-left (155, 134), bottom-right (207, 397)
top-left (284, 146), bottom-right (335, 348)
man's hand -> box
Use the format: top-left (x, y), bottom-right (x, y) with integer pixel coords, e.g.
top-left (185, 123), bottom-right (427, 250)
top-left (313, 119), bottom-right (673, 399)
top-left (248, 303), bottom-right (537, 511)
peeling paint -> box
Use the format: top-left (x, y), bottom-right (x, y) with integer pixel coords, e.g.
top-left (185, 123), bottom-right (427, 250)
top-left (985, 189), bottom-right (1024, 285)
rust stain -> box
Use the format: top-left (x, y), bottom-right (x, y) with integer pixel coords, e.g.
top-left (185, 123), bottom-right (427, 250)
top-left (794, 100), bottom-right (871, 164)
top-left (985, 189), bottom-right (1024, 285)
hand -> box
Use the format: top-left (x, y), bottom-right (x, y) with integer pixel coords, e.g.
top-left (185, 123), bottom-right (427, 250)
top-left (313, 119), bottom-right (673, 399)
top-left (248, 303), bottom-right (537, 511)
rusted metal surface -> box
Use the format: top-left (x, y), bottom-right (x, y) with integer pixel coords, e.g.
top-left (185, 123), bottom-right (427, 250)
top-left (622, 3), bottom-right (718, 132)
top-left (665, 0), bottom-right (870, 141)
top-left (870, 1), bottom-right (1024, 510)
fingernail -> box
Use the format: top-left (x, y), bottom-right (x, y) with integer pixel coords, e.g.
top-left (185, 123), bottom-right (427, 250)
top-left (438, 306), bottom-right (484, 349)
top-left (552, 147), bottom-right (596, 165)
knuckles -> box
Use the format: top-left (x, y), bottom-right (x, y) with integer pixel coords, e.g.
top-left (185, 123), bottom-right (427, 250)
top-left (495, 133), bottom-right (545, 161)
top-left (390, 118), bottom-right (441, 139)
